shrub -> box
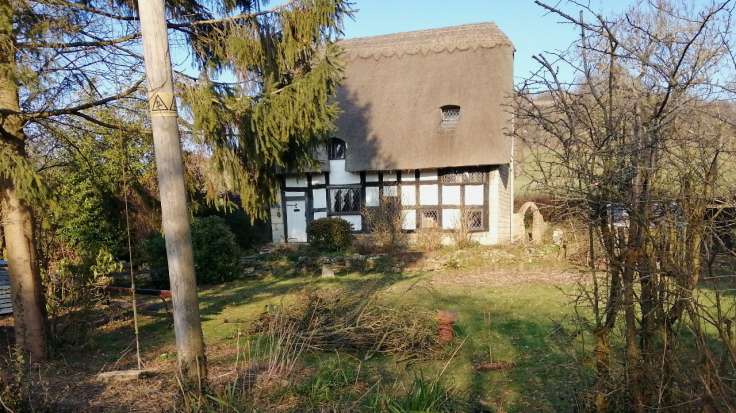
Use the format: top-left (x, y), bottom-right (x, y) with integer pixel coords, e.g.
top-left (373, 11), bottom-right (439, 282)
top-left (194, 204), bottom-right (272, 250)
top-left (362, 196), bottom-right (406, 251)
top-left (451, 212), bottom-right (478, 249)
top-left (144, 216), bottom-right (241, 287)
top-left (142, 234), bottom-right (168, 288)
top-left (307, 217), bottom-right (353, 251)
top-left (416, 229), bottom-right (444, 252)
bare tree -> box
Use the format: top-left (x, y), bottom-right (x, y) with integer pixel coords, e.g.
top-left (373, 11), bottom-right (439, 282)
top-left (517, 1), bottom-right (736, 410)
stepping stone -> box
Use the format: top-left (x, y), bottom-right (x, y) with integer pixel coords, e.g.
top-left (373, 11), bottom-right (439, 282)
top-left (321, 265), bottom-right (335, 278)
top-left (96, 369), bottom-right (155, 383)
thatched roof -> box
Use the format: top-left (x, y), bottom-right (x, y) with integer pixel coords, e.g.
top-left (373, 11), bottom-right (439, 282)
top-left (335, 23), bottom-right (515, 172)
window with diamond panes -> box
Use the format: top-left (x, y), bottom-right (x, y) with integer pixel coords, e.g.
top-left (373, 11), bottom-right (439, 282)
top-left (440, 105), bottom-right (461, 126)
top-left (329, 187), bottom-right (361, 213)
top-left (440, 167), bottom-right (486, 184)
top-left (465, 209), bottom-right (484, 231)
top-left (421, 209), bottom-right (440, 229)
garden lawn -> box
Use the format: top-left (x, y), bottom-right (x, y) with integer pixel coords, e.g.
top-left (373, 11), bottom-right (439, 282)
top-left (183, 252), bottom-right (585, 411)
top-left (69, 245), bottom-right (592, 411)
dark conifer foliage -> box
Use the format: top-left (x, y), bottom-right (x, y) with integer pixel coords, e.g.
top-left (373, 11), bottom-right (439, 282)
top-left (3, 0), bottom-right (351, 360)
top-left (179, 0), bottom-right (352, 217)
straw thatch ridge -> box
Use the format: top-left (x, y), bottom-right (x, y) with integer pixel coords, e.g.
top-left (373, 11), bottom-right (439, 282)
top-left (334, 22), bottom-right (515, 172)
top-left (340, 22), bottom-right (515, 61)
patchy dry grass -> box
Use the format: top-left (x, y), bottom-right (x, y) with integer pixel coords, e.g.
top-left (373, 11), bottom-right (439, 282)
top-left (1, 243), bottom-right (590, 411)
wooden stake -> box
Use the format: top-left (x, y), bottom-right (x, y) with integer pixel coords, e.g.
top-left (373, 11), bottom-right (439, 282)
top-left (138, 0), bottom-right (206, 387)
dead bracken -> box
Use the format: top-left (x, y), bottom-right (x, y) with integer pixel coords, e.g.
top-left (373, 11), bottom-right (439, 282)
top-left (250, 288), bottom-right (442, 358)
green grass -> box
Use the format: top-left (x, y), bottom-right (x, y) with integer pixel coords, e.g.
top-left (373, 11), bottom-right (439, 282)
top-left (196, 276), bottom-right (587, 411)
top-left (81, 245), bottom-right (592, 411)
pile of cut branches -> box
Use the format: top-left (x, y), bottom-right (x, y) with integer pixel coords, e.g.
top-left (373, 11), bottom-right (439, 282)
top-left (250, 289), bottom-right (440, 358)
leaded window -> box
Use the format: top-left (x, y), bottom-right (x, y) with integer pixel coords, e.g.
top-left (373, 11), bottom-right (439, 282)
top-left (421, 209), bottom-right (440, 229)
top-left (440, 105), bottom-right (461, 126)
top-left (440, 167), bottom-right (487, 184)
top-left (329, 187), bottom-right (360, 213)
top-left (328, 138), bottom-right (346, 160)
top-left (465, 209), bottom-right (484, 231)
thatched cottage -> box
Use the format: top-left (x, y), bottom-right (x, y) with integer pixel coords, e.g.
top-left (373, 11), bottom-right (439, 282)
top-left (270, 23), bottom-right (515, 244)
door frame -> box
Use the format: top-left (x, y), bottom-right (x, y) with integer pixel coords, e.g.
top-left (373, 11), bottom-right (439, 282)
top-left (285, 197), bottom-right (308, 242)
top-left (281, 176), bottom-right (311, 243)
top-left (281, 173), bottom-right (333, 243)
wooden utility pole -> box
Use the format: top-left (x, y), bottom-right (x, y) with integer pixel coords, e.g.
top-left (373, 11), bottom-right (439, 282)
top-left (138, 0), bottom-right (207, 387)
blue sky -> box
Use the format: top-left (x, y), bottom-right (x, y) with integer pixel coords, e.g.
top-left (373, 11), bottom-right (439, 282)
top-left (171, 1), bottom-right (622, 82)
top-left (339, 0), bottom-right (628, 82)
top-left (172, 1), bottom-right (719, 83)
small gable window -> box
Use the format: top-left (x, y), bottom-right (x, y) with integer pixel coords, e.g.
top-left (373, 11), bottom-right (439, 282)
top-left (329, 138), bottom-right (346, 160)
top-left (440, 105), bottom-right (461, 126)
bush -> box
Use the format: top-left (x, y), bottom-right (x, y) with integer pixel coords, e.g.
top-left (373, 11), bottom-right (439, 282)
top-left (363, 196), bottom-right (406, 251)
top-left (194, 204), bottom-right (272, 249)
top-left (452, 213), bottom-right (478, 249)
top-left (307, 217), bottom-right (353, 251)
top-left (144, 216), bottom-right (241, 287)
top-left (416, 229), bottom-right (444, 252)
top-left (142, 234), bottom-right (168, 288)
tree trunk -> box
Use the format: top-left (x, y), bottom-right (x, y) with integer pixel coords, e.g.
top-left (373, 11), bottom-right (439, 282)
top-left (623, 251), bottom-right (644, 413)
top-left (138, 0), bottom-right (207, 388)
top-left (1, 188), bottom-right (46, 362)
top-left (593, 327), bottom-right (611, 412)
top-left (0, 0), bottom-right (47, 362)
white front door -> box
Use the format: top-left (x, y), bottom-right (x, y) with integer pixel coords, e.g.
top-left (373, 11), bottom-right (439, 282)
top-left (286, 199), bottom-right (307, 242)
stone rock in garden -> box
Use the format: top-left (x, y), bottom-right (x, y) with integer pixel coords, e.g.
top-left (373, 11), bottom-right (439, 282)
top-left (296, 256), bottom-right (314, 272)
top-left (243, 267), bottom-right (256, 275)
top-left (348, 255), bottom-right (366, 272)
top-left (96, 369), bottom-right (155, 383)
top-left (552, 228), bottom-right (564, 246)
top-left (321, 265), bottom-right (335, 278)
top-left (365, 256), bottom-right (381, 271)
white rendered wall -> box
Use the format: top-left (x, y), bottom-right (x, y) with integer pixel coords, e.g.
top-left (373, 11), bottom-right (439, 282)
top-left (496, 164), bottom-right (513, 243)
top-left (329, 160), bottom-right (360, 185)
top-left (471, 165), bottom-right (512, 245)
top-left (419, 184), bottom-right (439, 205)
top-left (488, 168), bottom-right (500, 244)
top-left (339, 215), bottom-right (362, 231)
top-left (365, 186), bottom-right (380, 206)
top-left (442, 185), bottom-right (461, 204)
top-left (312, 188), bottom-right (327, 209)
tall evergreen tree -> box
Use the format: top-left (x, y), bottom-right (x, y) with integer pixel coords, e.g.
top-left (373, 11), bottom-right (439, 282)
top-left (179, 0), bottom-right (350, 217)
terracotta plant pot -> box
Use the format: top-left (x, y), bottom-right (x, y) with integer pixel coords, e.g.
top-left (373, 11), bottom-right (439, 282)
top-left (436, 310), bottom-right (458, 344)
